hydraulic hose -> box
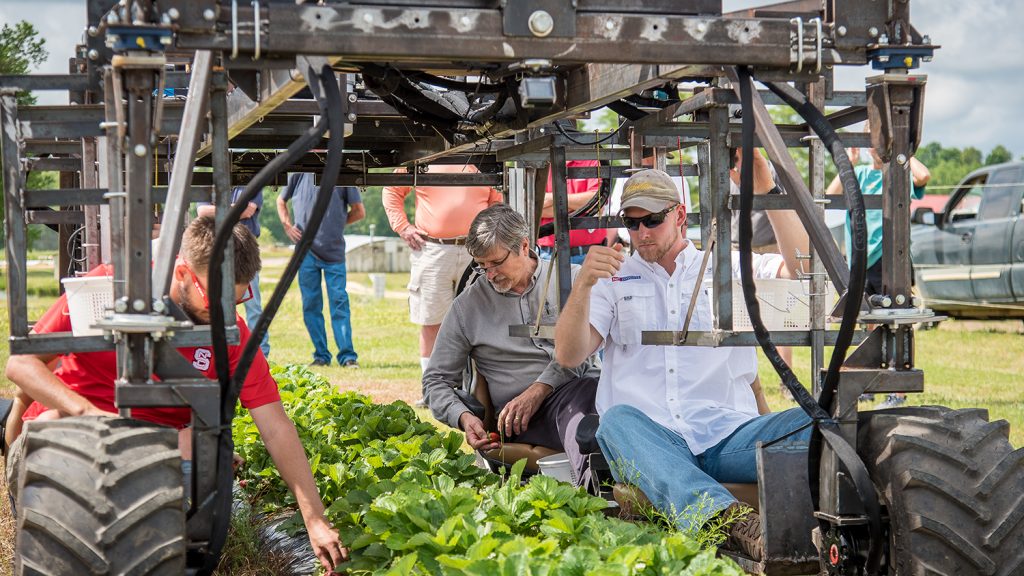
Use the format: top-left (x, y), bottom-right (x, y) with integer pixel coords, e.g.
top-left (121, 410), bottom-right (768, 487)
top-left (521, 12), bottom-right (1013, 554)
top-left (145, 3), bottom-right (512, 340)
top-left (734, 66), bottom-right (883, 573)
top-left (201, 61), bottom-right (343, 575)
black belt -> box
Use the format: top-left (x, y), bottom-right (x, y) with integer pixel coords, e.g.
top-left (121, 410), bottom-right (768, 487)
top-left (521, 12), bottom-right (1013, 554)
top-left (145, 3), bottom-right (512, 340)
top-left (425, 236), bottom-right (467, 246)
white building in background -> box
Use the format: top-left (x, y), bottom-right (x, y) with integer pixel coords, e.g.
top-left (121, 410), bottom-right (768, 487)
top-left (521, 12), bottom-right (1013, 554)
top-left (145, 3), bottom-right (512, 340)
top-left (345, 234), bottom-right (411, 273)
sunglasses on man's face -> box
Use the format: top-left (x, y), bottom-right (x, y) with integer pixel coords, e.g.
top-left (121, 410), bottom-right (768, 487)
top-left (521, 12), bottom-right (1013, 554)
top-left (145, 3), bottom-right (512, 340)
top-left (620, 205), bottom-right (678, 231)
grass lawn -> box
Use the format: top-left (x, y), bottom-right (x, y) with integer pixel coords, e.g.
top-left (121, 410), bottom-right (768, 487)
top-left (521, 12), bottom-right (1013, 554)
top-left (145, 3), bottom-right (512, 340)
top-left (0, 253), bottom-right (1022, 571)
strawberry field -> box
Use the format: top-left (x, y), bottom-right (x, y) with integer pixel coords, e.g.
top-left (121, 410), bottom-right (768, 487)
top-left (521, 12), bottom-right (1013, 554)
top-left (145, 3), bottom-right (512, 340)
top-left (232, 365), bottom-right (744, 575)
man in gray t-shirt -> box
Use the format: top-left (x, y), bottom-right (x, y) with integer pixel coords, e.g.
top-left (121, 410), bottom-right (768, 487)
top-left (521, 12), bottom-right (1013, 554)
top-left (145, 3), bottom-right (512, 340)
top-left (277, 173), bottom-right (365, 367)
top-left (423, 204), bottom-right (599, 485)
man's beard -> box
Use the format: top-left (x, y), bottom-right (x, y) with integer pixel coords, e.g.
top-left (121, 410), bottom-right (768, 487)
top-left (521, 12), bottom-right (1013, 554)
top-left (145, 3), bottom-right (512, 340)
top-left (175, 282), bottom-right (210, 325)
top-left (636, 241), bottom-right (672, 264)
top-left (489, 274), bottom-right (514, 294)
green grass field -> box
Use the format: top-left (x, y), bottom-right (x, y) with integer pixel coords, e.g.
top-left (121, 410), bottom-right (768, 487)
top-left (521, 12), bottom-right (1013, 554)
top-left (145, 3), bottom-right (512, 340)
top-left (0, 254), bottom-right (1022, 571)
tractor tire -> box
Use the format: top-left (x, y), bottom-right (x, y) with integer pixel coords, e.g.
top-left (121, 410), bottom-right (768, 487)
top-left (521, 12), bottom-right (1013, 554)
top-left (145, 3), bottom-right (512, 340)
top-left (857, 406), bottom-right (1024, 576)
top-left (13, 417), bottom-right (186, 576)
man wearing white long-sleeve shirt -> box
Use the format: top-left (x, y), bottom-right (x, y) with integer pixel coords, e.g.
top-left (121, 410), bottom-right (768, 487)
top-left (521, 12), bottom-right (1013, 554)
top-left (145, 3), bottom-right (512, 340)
top-left (555, 156), bottom-right (811, 561)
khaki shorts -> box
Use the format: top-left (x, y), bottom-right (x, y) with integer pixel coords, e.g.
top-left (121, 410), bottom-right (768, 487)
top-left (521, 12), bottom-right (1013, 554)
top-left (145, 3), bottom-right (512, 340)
top-left (408, 242), bottom-right (473, 326)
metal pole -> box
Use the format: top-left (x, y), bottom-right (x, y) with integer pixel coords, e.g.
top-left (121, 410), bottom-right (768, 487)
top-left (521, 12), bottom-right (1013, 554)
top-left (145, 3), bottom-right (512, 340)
top-left (549, 146), bottom-right (571, 309)
top-left (210, 68), bottom-right (236, 326)
top-left (152, 50), bottom-right (214, 301)
top-left (81, 137), bottom-right (103, 269)
top-left (1, 91), bottom-right (28, 338)
top-left (708, 103), bottom-right (733, 331)
top-left (806, 79), bottom-right (827, 395)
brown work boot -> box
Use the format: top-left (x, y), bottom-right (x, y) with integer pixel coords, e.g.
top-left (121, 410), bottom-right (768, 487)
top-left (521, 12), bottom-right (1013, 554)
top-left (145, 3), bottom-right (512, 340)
top-left (724, 505), bottom-right (764, 562)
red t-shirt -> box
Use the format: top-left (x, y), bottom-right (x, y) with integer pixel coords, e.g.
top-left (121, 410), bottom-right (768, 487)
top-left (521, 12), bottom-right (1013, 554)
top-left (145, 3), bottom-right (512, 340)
top-left (537, 159), bottom-right (605, 248)
top-left (23, 267), bottom-right (281, 428)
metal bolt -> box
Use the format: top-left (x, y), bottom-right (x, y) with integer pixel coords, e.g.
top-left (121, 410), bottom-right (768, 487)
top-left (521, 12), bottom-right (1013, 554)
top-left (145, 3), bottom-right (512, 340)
top-left (878, 33), bottom-right (889, 45)
top-left (374, 120), bottom-right (381, 128)
top-left (132, 299), bottom-right (146, 311)
top-left (161, 13), bottom-right (172, 25)
top-left (133, 143), bottom-right (147, 157)
top-left (347, 112), bottom-right (357, 122)
top-left (115, 299), bottom-right (128, 313)
top-left (87, 26), bottom-right (99, 37)
top-left (88, 49), bottom-right (100, 61)
top-left (868, 27), bottom-right (878, 38)
top-left (896, 153), bottom-right (908, 165)
top-left (460, 15), bottom-right (471, 27)
top-left (363, 13), bottom-right (374, 24)
top-left (895, 294), bottom-right (906, 305)
top-left (107, 12), bottom-right (120, 25)
top-left (347, 93), bottom-right (357, 103)
top-left (153, 300), bottom-right (166, 313)
top-left (528, 10), bottom-right (554, 37)
top-left (168, 7), bottom-right (180, 20)
top-left (605, 19), bottom-right (615, 31)
top-left (203, 8), bottom-right (216, 21)
top-left (922, 35), bottom-right (931, 45)
top-left (837, 25), bottom-right (847, 37)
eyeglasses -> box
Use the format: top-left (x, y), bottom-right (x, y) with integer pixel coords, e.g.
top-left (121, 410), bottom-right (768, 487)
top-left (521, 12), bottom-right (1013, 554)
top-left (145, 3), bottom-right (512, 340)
top-left (184, 263), bottom-right (253, 306)
top-left (471, 249), bottom-right (512, 275)
top-left (620, 205), bottom-right (678, 231)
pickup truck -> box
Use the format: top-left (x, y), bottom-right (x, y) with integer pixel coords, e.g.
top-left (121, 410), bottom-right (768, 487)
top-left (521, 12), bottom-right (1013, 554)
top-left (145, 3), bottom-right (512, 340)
top-left (911, 161), bottom-right (1024, 319)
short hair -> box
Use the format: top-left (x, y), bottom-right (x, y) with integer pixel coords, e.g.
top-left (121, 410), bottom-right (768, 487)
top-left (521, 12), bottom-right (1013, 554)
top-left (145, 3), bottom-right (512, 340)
top-left (466, 204), bottom-right (529, 259)
top-left (181, 216), bottom-right (261, 285)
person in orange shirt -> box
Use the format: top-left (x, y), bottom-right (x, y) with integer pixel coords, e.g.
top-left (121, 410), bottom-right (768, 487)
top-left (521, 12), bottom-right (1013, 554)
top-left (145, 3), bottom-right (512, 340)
top-left (382, 164), bottom-right (503, 404)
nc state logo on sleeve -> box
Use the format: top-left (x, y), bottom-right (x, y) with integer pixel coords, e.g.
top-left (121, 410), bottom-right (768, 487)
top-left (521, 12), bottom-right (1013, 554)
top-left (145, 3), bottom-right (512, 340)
top-left (192, 348), bottom-right (212, 371)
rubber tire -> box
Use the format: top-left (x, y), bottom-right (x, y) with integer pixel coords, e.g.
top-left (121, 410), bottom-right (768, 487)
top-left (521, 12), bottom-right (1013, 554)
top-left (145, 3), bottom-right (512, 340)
top-left (857, 406), bottom-right (1024, 576)
top-left (14, 417), bottom-right (186, 576)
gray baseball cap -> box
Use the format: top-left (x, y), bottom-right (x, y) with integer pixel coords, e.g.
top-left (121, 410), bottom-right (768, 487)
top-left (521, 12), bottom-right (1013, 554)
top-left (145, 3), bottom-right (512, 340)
top-left (620, 169), bottom-right (682, 212)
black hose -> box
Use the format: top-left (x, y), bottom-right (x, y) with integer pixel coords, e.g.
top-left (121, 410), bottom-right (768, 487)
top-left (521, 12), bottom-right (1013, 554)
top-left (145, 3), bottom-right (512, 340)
top-left (735, 67), bottom-right (883, 573)
top-left (200, 61), bottom-right (341, 575)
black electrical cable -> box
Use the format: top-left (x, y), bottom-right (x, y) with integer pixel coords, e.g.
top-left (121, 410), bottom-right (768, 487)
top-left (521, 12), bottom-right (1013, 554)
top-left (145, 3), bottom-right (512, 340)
top-left (553, 120), bottom-right (624, 145)
top-left (404, 70), bottom-right (504, 93)
top-left (734, 67), bottom-right (883, 573)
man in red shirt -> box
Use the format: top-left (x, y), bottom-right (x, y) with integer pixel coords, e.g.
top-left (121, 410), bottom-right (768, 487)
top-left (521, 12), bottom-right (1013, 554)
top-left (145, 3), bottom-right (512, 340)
top-left (3, 216), bottom-right (347, 572)
top-left (536, 159), bottom-right (605, 265)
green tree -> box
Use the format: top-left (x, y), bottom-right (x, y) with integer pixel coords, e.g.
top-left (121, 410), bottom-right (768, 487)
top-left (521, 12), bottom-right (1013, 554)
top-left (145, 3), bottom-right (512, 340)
top-left (1, 21), bottom-right (50, 247)
top-left (0, 21), bottom-right (47, 106)
top-left (985, 145), bottom-right (1013, 166)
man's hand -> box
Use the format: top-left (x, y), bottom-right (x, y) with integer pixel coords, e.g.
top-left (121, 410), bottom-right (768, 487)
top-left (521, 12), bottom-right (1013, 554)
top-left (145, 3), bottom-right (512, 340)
top-left (305, 514), bottom-right (349, 573)
top-left (240, 202), bottom-right (258, 219)
top-left (730, 149), bottom-right (776, 194)
top-left (497, 382), bottom-right (553, 437)
top-left (284, 223), bottom-right (303, 243)
top-left (459, 412), bottom-right (500, 451)
top-left (576, 243), bottom-right (624, 288)
top-left (400, 225), bottom-right (428, 251)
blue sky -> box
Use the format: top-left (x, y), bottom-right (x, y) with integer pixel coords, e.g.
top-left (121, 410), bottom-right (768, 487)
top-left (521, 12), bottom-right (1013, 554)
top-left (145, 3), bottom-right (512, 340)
top-left (3, 0), bottom-right (1022, 158)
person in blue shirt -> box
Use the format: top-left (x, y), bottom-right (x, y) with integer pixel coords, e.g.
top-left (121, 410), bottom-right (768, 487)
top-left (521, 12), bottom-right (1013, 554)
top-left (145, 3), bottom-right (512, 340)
top-left (827, 123), bottom-right (930, 407)
top-left (277, 173), bottom-right (365, 367)
top-left (197, 187), bottom-right (270, 356)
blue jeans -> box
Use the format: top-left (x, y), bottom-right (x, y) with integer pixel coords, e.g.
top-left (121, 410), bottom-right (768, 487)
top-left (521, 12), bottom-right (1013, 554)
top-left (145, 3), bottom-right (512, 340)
top-left (242, 273), bottom-right (270, 357)
top-left (537, 246), bottom-right (587, 266)
top-left (297, 253), bottom-right (357, 365)
top-left (596, 405), bottom-right (811, 530)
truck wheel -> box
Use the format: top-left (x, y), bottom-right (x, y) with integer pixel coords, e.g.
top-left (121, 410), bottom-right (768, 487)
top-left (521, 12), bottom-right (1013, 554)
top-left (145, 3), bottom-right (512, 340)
top-left (857, 406), bottom-right (1024, 575)
top-left (14, 417), bottom-right (186, 576)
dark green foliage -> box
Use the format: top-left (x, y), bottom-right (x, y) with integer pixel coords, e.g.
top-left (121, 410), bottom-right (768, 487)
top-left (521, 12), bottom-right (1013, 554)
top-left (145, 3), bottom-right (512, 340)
top-left (233, 365), bottom-right (743, 575)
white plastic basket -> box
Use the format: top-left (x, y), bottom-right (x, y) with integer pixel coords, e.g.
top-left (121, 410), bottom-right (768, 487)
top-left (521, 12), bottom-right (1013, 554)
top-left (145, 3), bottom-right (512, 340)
top-left (61, 276), bottom-right (114, 336)
top-left (711, 278), bottom-right (835, 331)
top-left (536, 452), bottom-right (576, 484)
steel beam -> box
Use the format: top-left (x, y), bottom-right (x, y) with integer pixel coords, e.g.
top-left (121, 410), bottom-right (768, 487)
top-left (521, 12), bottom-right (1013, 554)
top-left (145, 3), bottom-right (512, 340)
top-left (726, 68), bottom-right (850, 296)
top-left (1, 91), bottom-right (28, 339)
top-left (153, 50), bottom-right (214, 301)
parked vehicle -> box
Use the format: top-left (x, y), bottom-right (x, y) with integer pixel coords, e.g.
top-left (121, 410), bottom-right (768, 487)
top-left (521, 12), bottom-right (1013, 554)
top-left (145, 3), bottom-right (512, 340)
top-left (911, 161), bottom-right (1024, 318)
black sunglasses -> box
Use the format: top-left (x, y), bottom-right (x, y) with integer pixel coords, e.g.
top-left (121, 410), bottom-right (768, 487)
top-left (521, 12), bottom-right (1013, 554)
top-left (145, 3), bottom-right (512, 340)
top-left (620, 205), bottom-right (678, 231)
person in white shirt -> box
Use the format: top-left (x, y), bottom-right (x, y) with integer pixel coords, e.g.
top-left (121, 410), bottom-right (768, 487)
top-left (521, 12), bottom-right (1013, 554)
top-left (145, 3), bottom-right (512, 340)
top-left (555, 157), bottom-right (811, 561)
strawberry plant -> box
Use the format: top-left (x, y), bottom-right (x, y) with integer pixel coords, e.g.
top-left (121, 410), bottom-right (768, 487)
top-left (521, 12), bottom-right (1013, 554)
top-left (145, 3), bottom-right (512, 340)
top-left (233, 365), bottom-right (743, 575)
